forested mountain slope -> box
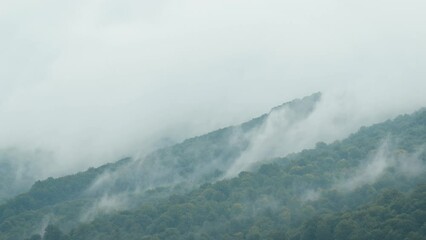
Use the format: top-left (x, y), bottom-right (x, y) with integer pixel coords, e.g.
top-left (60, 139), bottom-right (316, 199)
top-left (1, 106), bottom-right (424, 239)
top-left (294, 184), bottom-right (426, 240)
top-left (60, 109), bottom-right (426, 240)
top-left (0, 93), bottom-right (322, 240)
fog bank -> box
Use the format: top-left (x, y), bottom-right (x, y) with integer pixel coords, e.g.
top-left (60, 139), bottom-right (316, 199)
top-left (1, 0), bottom-right (426, 178)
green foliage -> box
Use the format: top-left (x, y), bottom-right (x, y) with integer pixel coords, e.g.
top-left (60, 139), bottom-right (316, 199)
top-left (294, 184), bottom-right (426, 240)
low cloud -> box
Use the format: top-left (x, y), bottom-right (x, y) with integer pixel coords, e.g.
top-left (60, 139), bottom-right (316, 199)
top-left (301, 139), bottom-right (426, 202)
top-left (80, 193), bottom-right (130, 223)
top-left (335, 139), bottom-right (426, 192)
top-left (335, 139), bottom-right (392, 192)
top-left (0, 0), bottom-right (425, 181)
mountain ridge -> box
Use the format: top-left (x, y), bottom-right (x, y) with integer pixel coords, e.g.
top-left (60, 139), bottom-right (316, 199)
top-left (0, 93), bottom-right (323, 239)
top-left (58, 108), bottom-right (426, 240)
top-left (1, 94), bottom-right (425, 240)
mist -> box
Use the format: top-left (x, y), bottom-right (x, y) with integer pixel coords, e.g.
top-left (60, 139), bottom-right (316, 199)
top-left (300, 138), bottom-right (426, 202)
top-left (335, 139), bottom-right (426, 192)
top-left (1, 0), bottom-right (426, 178)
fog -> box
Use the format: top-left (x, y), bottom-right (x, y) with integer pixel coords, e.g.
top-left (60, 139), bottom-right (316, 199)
top-left (80, 192), bottom-right (130, 222)
top-left (300, 138), bottom-right (426, 202)
top-left (335, 139), bottom-right (426, 192)
top-left (1, 0), bottom-right (426, 178)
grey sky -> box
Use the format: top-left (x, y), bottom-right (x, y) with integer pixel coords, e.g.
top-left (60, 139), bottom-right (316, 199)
top-left (1, 0), bottom-right (426, 176)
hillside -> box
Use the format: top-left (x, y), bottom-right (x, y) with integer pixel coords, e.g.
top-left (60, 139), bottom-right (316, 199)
top-left (0, 93), bottom-right (322, 240)
top-left (0, 101), bottom-right (424, 239)
top-left (294, 184), bottom-right (426, 240)
top-left (51, 108), bottom-right (426, 240)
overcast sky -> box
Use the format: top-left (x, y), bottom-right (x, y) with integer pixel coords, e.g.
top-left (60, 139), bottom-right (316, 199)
top-left (1, 0), bottom-right (426, 176)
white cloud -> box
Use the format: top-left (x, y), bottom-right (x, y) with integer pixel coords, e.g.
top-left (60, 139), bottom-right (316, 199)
top-left (0, 0), bottom-right (426, 177)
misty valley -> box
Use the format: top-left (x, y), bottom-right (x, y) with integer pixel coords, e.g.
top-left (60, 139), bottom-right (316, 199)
top-left (0, 93), bottom-right (425, 240)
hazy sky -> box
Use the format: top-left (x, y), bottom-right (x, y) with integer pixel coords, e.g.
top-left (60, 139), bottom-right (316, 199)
top-left (1, 0), bottom-right (426, 176)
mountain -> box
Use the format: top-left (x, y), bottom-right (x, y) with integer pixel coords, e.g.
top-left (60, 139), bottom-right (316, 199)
top-left (1, 94), bottom-right (425, 240)
top-left (92, 91), bottom-right (322, 194)
top-left (0, 93), bottom-right (322, 239)
top-left (57, 108), bottom-right (426, 240)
